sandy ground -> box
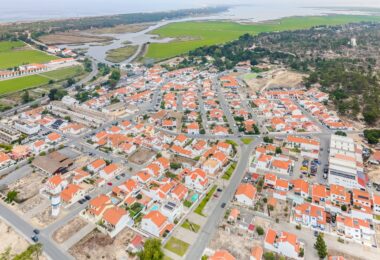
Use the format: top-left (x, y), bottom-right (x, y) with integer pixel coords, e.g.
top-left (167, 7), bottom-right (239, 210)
top-left (208, 216), bottom-right (270, 260)
top-left (53, 216), bottom-right (87, 244)
top-left (31, 206), bottom-right (67, 228)
top-left (129, 148), bottom-right (156, 165)
top-left (3, 171), bottom-right (46, 202)
top-left (244, 68), bottom-right (305, 93)
top-left (38, 32), bottom-right (113, 45)
top-left (18, 194), bottom-right (47, 213)
top-left (0, 219), bottom-right (29, 256)
top-left (69, 228), bottom-right (137, 260)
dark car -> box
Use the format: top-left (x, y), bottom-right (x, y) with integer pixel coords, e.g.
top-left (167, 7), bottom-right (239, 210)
top-left (217, 188), bottom-right (223, 192)
top-left (31, 236), bottom-right (39, 242)
top-left (323, 168), bottom-right (328, 174)
top-left (33, 229), bottom-right (40, 235)
top-left (85, 195), bottom-right (91, 200)
top-left (221, 203), bottom-right (226, 208)
top-left (121, 173), bottom-right (126, 177)
top-left (78, 199), bottom-right (85, 204)
top-left (314, 231), bottom-right (319, 237)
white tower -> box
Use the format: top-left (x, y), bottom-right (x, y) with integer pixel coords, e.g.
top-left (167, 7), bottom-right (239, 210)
top-left (51, 195), bottom-right (61, 217)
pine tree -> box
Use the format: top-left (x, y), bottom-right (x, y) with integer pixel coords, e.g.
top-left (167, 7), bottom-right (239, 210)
top-left (314, 233), bottom-right (328, 259)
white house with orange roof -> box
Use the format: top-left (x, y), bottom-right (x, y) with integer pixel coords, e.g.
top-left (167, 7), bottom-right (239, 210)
top-left (0, 152), bottom-right (13, 169)
top-left (84, 194), bottom-right (113, 222)
top-left (250, 246), bottom-right (263, 260)
top-left (170, 184), bottom-right (188, 202)
top-left (336, 215), bottom-right (374, 243)
top-left (373, 194), bottom-right (380, 216)
top-left (187, 122), bottom-right (200, 134)
top-left (185, 168), bottom-right (208, 192)
top-left (72, 169), bottom-right (91, 184)
top-left (160, 199), bottom-right (183, 222)
top-left (291, 179), bottom-right (309, 198)
top-left (174, 134), bottom-right (188, 147)
top-left (41, 175), bottom-right (68, 196)
top-left (101, 206), bottom-right (133, 237)
top-left (264, 228), bottom-right (304, 259)
top-left (88, 159), bottom-right (106, 173)
top-left (141, 210), bottom-right (173, 237)
top-left (99, 163), bottom-right (121, 180)
top-left (209, 250), bottom-right (236, 260)
top-left (235, 183), bottom-right (257, 206)
top-left (32, 140), bottom-right (48, 154)
top-left (264, 173), bottom-right (277, 188)
top-left (46, 132), bottom-right (62, 144)
top-left (329, 184), bottom-right (350, 206)
top-left (134, 171), bottom-right (152, 184)
top-left (61, 184), bottom-right (84, 207)
top-left (293, 202), bottom-right (326, 231)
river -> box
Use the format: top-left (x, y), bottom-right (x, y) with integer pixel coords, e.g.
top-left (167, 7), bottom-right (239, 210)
top-left (54, 4), bottom-right (371, 64)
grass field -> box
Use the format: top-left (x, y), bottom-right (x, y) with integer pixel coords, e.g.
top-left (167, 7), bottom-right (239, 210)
top-left (0, 41), bottom-right (56, 70)
top-left (194, 185), bottom-right (217, 216)
top-left (40, 65), bottom-right (84, 80)
top-left (0, 66), bottom-right (84, 96)
top-left (222, 162), bottom-right (237, 180)
top-left (145, 15), bottom-right (380, 59)
top-left (0, 75), bottom-right (50, 95)
top-left (164, 237), bottom-right (189, 256)
top-left (181, 219), bottom-right (200, 233)
top-left (105, 45), bottom-right (138, 63)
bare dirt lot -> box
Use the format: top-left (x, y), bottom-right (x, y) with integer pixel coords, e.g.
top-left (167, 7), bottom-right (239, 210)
top-left (0, 219), bottom-right (29, 256)
top-left (3, 171), bottom-right (46, 202)
top-left (31, 206), bottom-right (67, 228)
top-left (129, 148), bottom-right (156, 165)
top-left (53, 216), bottom-right (88, 244)
top-left (69, 228), bottom-right (137, 260)
top-left (244, 68), bottom-right (305, 93)
top-left (38, 32), bottom-right (113, 45)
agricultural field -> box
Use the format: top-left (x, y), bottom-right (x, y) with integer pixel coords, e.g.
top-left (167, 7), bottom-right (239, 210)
top-left (0, 41), bottom-right (56, 69)
top-left (0, 75), bottom-right (50, 95)
top-left (40, 65), bottom-right (84, 80)
top-left (145, 15), bottom-right (380, 60)
top-left (0, 65), bottom-right (84, 96)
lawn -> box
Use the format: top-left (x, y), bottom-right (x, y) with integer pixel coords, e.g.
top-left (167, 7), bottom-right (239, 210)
top-left (40, 65), bottom-right (84, 80)
top-left (145, 15), bottom-right (380, 60)
top-left (0, 41), bottom-right (56, 69)
top-left (222, 162), bottom-right (237, 180)
top-left (0, 75), bottom-right (50, 95)
top-left (164, 237), bottom-right (189, 256)
top-left (194, 185), bottom-right (217, 216)
top-left (241, 138), bottom-right (253, 144)
top-left (181, 219), bottom-right (200, 233)
top-left (243, 73), bottom-right (258, 80)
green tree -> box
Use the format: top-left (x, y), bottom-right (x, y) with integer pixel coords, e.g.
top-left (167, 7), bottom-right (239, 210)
top-left (263, 252), bottom-right (276, 260)
top-left (314, 233), bottom-right (328, 259)
top-left (5, 190), bottom-right (18, 203)
top-left (138, 238), bottom-right (163, 260)
top-left (21, 90), bottom-right (32, 104)
top-left (275, 147), bottom-right (282, 154)
top-left (256, 226), bottom-right (264, 236)
top-left (335, 131), bottom-right (347, 136)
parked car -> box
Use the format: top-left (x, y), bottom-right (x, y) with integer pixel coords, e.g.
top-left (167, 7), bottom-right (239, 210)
top-left (314, 231), bottom-right (319, 237)
top-left (31, 236), bottom-right (39, 242)
top-left (85, 195), bottom-right (91, 200)
top-left (115, 176), bottom-right (121, 180)
top-left (217, 188), bottom-right (223, 192)
top-left (33, 229), bottom-right (40, 235)
top-left (107, 182), bottom-right (113, 186)
top-left (221, 203), bottom-right (226, 208)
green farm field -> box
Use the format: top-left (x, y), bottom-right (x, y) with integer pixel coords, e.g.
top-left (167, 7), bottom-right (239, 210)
top-left (40, 65), bottom-right (84, 80)
top-left (0, 75), bottom-right (49, 95)
top-left (0, 41), bottom-right (56, 70)
top-left (0, 65), bottom-right (84, 96)
top-left (145, 15), bottom-right (380, 60)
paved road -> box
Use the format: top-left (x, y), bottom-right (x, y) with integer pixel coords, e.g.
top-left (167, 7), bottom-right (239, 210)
top-left (0, 203), bottom-right (73, 259)
top-left (185, 137), bottom-right (262, 260)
